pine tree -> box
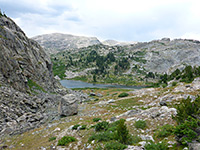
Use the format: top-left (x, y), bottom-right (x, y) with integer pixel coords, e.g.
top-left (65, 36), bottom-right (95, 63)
top-left (93, 74), bottom-right (97, 82)
top-left (117, 119), bottom-right (129, 144)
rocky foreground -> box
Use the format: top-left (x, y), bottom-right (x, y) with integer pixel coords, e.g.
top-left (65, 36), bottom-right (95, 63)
top-left (1, 78), bottom-right (200, 149)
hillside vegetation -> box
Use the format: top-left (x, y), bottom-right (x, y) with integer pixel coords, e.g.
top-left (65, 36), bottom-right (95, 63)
top-left (51, 38), bottom-right (200, 87)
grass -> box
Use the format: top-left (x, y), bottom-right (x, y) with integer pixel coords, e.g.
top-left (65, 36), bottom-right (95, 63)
top-left (105, 141), bottom-right (127, 150)
top-left (48, 137), bottom-right (56, 141)
top-left (145, 141), bottom-right (169, 150)
top-left (154, 124), bottom-right (175, 139)
top-left (134, 120), bottom-right (147, 129)
top-left (93, 118), bottom-right (102, 122)
top-left (70, 74), bottom-right (144, 86)
top-left (71, 76), bottom-right (88, 82)
top-left (27, 79), bottom-right (46, 93)
top-left (57, 136), bottom-right (76, 146)
top-left (52, 62), bottom-right (66, 79)
top-left (114, 97), bottom-right (142, 109)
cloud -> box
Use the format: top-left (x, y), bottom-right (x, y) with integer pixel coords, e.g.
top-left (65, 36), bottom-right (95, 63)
top-left (1, 0), bottom-right (200, 41)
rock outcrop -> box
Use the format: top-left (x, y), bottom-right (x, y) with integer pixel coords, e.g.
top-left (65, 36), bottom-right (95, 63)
top-left (0, 15), bottom-right (57, 92)
top-left (32, 33), bottom-right (101, 54)
top-left (125, 38), bottom-right (200, 74)
top-left (0, 15), bottom-right (79, 137)
top-left (102, 39), bottom-right (137, 46)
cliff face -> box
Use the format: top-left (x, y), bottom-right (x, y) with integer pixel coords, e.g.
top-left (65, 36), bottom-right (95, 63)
top-left (0, 15), bottom-right (57, 92)
top-left (0, 15), bottom-right (79, 137)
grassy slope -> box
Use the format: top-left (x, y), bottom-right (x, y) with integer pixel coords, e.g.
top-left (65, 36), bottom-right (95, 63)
top-left (2, 82), bottom-right (197, 149)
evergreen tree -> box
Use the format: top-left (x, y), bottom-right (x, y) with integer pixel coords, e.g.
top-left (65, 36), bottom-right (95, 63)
top-left (117, 119), bottom-right (129, 144)
top-left (93, 74), bottom-right (97, 82)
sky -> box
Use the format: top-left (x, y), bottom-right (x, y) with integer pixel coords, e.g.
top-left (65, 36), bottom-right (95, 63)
top-left (1, 0), bottom-right (200, 42)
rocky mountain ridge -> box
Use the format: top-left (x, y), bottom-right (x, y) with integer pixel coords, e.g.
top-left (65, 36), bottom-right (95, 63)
top-left (32, 33), bottom-right (138, 54)
top-left (32, 33), bottom-right (101, 54)
top-left (102, 39), bottom-right (137, 46)
top-left (126, 38), bottom-right (200, 74)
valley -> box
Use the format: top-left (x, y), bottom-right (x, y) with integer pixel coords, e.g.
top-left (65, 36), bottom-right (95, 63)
top-left (50, 38), bottom-right (200, 88)
top-left (0, 11), bottom-right (199, 150)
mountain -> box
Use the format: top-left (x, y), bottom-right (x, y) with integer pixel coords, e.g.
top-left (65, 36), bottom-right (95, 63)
top-left (126, 38), bottom-right (200, 74)
top-left (0, 13), bottom-right (79, 136)
top-left (51, 37), bottom-right (200, 86)
top-left (1, 14), bottom-right (199, 150)
top-left (32, 33), bottom-right (101, 54)
top-left (102, 39), bottom-right (137, 46)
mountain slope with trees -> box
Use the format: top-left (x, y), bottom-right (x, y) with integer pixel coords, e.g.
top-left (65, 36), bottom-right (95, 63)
top-left (51, 38), bottom-right (200, 86)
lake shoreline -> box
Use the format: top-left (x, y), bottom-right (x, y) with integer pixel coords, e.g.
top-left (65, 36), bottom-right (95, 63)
top-left (60, 79), bottom-right (146, 89)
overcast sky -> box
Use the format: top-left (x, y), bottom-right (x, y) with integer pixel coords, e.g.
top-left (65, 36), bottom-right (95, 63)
top-left (1, 0), bottom-right (200, 42)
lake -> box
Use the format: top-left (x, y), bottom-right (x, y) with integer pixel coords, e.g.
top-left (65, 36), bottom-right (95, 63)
top-left (60, 80), bottom-right (145, 89)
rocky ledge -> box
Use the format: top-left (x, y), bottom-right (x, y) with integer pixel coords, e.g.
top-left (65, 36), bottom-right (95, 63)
top-left (0, 86), bottom-right (79, 137)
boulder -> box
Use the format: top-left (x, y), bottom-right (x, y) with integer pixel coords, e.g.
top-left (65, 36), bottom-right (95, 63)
top-left (90, 92), bottom-right (96, 96)
top-left (125, 145), bottom-right (144, 150)
top-left (96, 93), bottom-right (103, 97)
top-left (140, 135), bottom-right (154, 142)
top-left (58, 94), bottom-right (78, 116)
top-left (107, 99), bottom-right (115, 103)
top-left (188, 142), bottom-right (200, 150)
top-left (160, 100), bottom-right (167, 106)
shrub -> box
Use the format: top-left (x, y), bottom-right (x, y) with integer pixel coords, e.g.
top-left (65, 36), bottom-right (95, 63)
top-left (130, 135), bottom-right (142, 144)
top-left (172, 82), bottom-right (177, 86)
top-left (95, 121), bottom-right (109, 131)
top-left (173, 96), bottom-right (200, 145)
top-left (72, 124), bottom-right (80, 130)
top-left (107, 119), bottom-right (125, 132)
top-left (174, 116), bottom-right (199, 145)
top-left (88, 131), bottom-right (116, 142)
top-left (134, 120), bottom-right (147, 129)
top-left (105, 141), bottom-right (127, 150)
top-left (93, 118), bottom-right (102, 122)
top-left (118, 92), bottom-right (129, 98)
top-left (80, 125), bottom-right (87, 130)
top-left (95, 145), bottom-right (103, 150)
top-left (116, 119), bottom-right (129, 144)
top-left (49, 136), bottom-right (56, 142)
top-left (173, 96), bottom-right (200, 124)
top-left (145, 141), bottom-right (169, 150)
top-left (57, 136), bottom-right (76, 146)
top-left (94, 98), bottom-right (99, 101)
top-left (161, 83), bottom-right (168, 88)
top-left (154, 124), bottom-right (175, 139)
top-left (89, 119), bottom-right (138, 146)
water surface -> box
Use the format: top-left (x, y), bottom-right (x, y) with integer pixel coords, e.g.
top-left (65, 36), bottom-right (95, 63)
top-left (60, 80), bottom-right (145, 89)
